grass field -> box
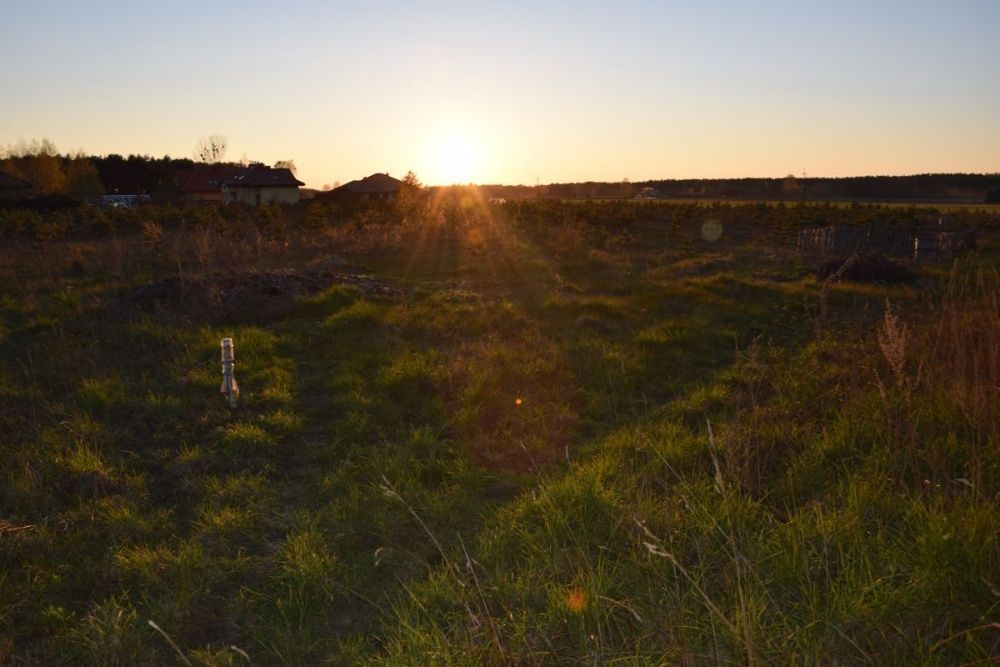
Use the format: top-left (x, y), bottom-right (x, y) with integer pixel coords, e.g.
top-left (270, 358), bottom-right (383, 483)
top-left (1, 195), bottom-right (998, 664)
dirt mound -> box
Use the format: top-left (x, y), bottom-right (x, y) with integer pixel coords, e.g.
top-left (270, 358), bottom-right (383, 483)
top-left (818, 253), bottom-right (919, 283)
top-left (130, 269), bottom-right (400, 318)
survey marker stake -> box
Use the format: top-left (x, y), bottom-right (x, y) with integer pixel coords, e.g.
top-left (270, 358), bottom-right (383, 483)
top-left (220, 338), bottom-right (240, 409)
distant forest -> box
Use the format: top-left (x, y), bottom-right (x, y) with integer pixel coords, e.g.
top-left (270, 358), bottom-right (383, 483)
top-left (89, 154), bottom-right (204, 196)
top-left (0, 146), bottom-right (211, 199)
top-left (482, 173), bottom-right (1000, 203)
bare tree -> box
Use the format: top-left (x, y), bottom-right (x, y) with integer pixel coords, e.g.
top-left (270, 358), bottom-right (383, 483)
top-left (274, 160), bottom-right (297, 175)
top-left (194, 135), bottom-right (228, 163)
top-left (3, 138), bottom-right (59, 159)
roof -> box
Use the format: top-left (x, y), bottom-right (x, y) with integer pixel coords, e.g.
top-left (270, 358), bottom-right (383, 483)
top-left (175, 166), bottom-right (243, 193)
top-left (224, 166), bottom-right (305, 188)
top-left (333, 173), bottom-right (406, 194)
top-left (0, 170), bottom-right (31, 191)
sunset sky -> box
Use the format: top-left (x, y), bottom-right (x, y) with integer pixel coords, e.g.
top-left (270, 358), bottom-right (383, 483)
top-left (2, 1), bottom-right (998, 188)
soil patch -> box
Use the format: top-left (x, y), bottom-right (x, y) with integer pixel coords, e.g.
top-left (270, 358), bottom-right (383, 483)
top-left (130, 269), bottom-right (401, 319)
top-left (818, 253), bottom-right (919, 283)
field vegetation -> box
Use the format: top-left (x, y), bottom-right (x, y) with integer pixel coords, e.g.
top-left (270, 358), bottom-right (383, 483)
top-left (1, 193), bottom-right (998, 664)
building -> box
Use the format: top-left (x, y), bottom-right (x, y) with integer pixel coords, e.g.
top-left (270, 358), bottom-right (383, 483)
top-left (174, 166), bottom-right (243, 203)
top-left (222, 165), bottom-right (304, 206)
top-left (324, 173), bottom-right (409, 202)
top-left (0, 171), bottom-right (32, 201)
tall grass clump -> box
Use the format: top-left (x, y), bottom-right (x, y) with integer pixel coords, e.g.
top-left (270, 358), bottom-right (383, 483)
top-left (874, 260), bottom-right (999, 492)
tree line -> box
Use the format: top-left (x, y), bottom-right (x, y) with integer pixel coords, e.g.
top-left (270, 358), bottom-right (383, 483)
top-left (482, 173), bottom-right (1000, 202)
top-left (0, 136), bottom-right (265, 200)
top-left (3, 138), bottom-right (998, 203)
top-left (0, 139), bottom-right (221, 198)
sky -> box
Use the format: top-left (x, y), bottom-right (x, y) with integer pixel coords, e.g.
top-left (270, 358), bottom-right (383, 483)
top-left (1, 1), bottom-right (998, 188)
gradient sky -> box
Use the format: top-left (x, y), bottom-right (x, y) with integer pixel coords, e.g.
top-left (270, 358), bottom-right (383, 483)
top-left (2, 1), bottom-right (998, 187)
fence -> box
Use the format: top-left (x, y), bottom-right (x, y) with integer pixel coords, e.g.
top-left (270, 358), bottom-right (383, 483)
top-left (797, 225), bottom-right (976, 261)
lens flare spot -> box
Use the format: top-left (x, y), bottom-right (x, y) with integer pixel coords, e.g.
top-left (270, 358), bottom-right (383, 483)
top-left (701, 219), bottom-right (723, 242)
top-left (567, 588), bottom-right (587, 613)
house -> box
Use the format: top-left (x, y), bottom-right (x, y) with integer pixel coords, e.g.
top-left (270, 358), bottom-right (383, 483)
top-left (0, 170), bottom-right (32, 201)
top-left (324, 173), bottom-right (409, 202)
top-left (174, 166), bottom-right (243, 203)
top-left (222, 165), bottom-right (304, 206)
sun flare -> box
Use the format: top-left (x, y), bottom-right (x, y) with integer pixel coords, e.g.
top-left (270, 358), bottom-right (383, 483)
top-left (427, 132), bottom-right (483, 185)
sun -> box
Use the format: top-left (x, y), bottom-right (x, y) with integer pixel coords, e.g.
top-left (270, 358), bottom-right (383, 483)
top-left (428, 132), bottom-right (482, 185)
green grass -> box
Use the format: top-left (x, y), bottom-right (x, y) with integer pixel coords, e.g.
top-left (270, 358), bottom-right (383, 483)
top-left (0, 194), bottom-right (997, 663)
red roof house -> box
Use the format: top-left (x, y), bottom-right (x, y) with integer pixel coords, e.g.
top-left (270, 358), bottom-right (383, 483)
top-left (222, 165), bottom-right (305, 206)
top-left (323, 173), bottom-right (411, 201)
top-left (174, 166), bottom-right (243, 203)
